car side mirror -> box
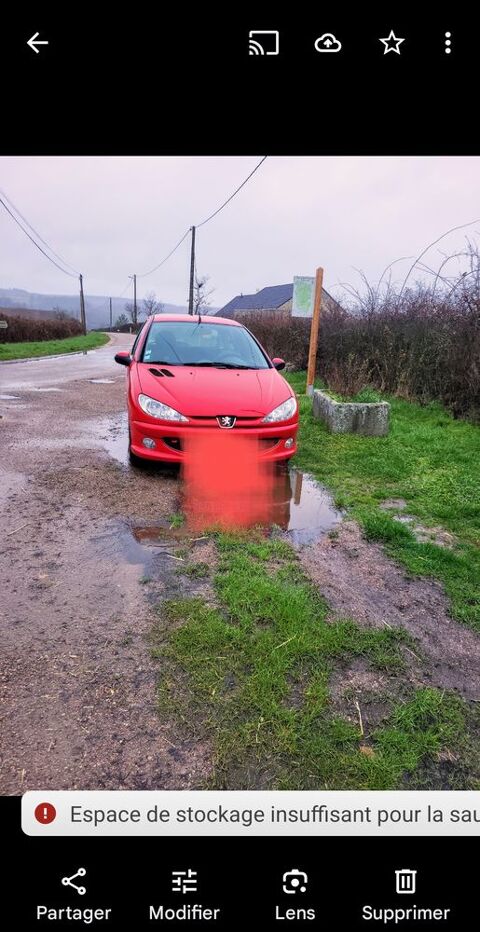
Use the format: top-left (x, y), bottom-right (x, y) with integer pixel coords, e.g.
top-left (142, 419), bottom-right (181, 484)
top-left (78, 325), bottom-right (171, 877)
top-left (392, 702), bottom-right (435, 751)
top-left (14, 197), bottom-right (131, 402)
top-left (272, 357), bottom-right (285, 371)
top-left (115, 352), bottom-right (132, 366)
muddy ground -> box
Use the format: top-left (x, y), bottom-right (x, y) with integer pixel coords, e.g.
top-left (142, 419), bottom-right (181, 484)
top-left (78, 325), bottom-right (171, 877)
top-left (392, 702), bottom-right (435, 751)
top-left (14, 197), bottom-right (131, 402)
top-left (0, 335), bottom-right (209, 792)
top-left (1, 333), bottom-right (479, 791)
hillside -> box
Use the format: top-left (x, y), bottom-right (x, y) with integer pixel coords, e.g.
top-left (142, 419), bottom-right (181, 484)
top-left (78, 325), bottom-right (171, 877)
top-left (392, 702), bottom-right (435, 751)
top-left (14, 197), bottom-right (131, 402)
top-left (0, 288), bottom-right (207, 330)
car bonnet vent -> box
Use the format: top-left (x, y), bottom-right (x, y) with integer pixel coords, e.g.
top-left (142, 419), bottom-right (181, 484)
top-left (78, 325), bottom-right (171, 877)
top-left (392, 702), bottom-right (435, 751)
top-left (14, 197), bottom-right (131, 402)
top-left (149, 367), bottom-right (175, 378)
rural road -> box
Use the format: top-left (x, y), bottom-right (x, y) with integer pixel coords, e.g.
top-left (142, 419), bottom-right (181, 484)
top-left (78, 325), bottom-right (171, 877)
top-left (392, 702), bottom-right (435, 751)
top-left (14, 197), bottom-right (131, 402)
top-left (0, 331), bottom-right (132, 388)
top-left (0, 333), bottom-right (209, 792)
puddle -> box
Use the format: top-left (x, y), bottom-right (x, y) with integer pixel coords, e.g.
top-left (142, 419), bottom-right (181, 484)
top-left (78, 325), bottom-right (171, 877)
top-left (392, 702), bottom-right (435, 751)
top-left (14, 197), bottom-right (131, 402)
top-left (86, 413), bottom-right (129, 465)
top-left (0, 394), bottom-right (20, 400)
top-left (88, 379), bottom-right (115, 384)
top-left (30, 387), bottom-right (64, 393)
top-left (93, 413), bottom-right (343, 547)
top-left (130, 468), bottom-right (342, 549)
top-left (90, 524), bottom-right (154, 571)
top-left (281, 469), bottom-right (343, 546)
top-left (132, 523), bottom-right (190, 546)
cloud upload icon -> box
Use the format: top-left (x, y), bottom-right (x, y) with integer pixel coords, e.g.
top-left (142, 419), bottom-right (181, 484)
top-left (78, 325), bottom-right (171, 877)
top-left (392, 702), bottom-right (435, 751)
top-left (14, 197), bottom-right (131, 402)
top-left (315, 33), bottom-right (342, 53)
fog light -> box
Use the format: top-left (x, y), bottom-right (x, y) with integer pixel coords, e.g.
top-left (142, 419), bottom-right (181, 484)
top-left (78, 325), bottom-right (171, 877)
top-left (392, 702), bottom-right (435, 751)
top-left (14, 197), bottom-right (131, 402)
top-left (285, 438), bottom-right (294, 449)
top-left (142, 437), bottom-right (156, 449)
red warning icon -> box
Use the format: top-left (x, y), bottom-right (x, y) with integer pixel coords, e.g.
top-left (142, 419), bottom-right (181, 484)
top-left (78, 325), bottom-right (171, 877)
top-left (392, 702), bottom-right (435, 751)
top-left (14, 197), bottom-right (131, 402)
top-left (34, 802), bottom-right (57, 824)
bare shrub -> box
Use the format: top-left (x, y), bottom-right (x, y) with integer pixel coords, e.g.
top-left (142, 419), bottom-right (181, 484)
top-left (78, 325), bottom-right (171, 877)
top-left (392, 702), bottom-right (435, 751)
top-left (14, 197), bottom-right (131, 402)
top-left (241, 282), bottom-right (480, 420)
top-left (241, 311), bottom-right (312, 370)
top-left (0, 313), bottom-right (83, 343)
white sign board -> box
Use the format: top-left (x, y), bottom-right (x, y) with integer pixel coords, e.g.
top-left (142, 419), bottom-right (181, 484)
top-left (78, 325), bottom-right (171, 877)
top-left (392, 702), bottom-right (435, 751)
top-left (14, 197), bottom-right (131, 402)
top-left (292, 276), bottom-right (315, 318)
top-left (0, 320), bottom-right (8, 329)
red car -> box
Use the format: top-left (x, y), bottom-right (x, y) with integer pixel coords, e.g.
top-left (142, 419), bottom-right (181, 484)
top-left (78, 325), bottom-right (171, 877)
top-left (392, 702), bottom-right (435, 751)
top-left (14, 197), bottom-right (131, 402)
top-left (115, 314), bottom-right (298, 464)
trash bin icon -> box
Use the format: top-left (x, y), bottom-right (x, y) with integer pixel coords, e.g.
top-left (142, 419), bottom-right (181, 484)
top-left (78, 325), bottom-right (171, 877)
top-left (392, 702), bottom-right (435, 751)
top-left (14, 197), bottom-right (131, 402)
top-left (395, 869), bottom-right (417, 894)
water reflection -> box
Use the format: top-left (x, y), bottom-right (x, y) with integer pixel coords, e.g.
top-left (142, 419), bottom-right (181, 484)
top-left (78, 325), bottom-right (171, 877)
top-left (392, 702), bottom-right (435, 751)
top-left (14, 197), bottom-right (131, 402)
top-left (180, 431), bottom-right (342, 544)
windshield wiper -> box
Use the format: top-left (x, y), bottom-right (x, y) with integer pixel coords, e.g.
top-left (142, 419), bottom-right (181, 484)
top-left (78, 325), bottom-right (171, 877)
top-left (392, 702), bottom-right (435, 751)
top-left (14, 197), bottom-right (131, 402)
top-left (185, 361), bottom-right (257, 369)
top-left (145, 360), bottom-right (175, 365)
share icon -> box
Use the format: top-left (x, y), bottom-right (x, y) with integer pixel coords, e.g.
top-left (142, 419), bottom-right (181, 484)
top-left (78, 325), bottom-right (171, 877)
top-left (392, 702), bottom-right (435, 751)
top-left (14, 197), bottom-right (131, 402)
top-left (61, 867), bottom-right (87, 896)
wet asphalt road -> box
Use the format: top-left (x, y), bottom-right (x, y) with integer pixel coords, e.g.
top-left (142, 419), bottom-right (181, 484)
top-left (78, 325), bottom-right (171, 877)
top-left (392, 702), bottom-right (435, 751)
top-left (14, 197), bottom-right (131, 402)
top-left (0, 331), bottom-right (134, 390)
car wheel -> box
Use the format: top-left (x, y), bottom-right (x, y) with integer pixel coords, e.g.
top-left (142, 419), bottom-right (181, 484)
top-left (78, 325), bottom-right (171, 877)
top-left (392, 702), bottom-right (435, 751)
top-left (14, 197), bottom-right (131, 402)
top-left (128, 431), bottom-right (146, 468)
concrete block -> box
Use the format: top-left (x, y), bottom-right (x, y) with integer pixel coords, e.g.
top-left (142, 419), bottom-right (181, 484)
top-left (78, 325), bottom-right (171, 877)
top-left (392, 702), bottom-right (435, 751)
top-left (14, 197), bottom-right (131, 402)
top-left (312, 390), bottom-right (390, 436)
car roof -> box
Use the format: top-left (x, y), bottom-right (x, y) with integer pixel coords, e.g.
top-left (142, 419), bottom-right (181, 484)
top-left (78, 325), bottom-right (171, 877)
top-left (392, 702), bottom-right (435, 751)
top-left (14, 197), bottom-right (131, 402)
top-left (150, 314), bottom-right (241, 326)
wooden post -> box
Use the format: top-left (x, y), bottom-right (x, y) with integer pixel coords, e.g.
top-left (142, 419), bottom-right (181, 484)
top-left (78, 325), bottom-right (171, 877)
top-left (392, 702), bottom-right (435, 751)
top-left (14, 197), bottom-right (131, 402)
top-left (306, 266), bottom-right (324, 396)
top-left (79, 274), bottom-right (87, 335)
top-left (188, 225), bottom-right (196, 315)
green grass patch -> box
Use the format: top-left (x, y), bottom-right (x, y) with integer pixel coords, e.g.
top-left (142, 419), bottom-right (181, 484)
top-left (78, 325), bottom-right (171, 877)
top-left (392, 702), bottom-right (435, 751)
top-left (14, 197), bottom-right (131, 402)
top-left (152, 534), bottom-right (476, 789)
top-left (286, 372), bottom-right (480, 631)
top-left (168, 512), bottom-right (185, 529)
top-left (0, 331), bottom-right (109, 361)
top-left (176, 561), bottom-right (210, 579)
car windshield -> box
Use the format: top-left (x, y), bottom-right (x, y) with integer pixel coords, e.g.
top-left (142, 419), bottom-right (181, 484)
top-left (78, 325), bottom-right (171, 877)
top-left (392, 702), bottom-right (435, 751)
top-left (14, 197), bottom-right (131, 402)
top-left (140, 320), bottom-right (270, 369)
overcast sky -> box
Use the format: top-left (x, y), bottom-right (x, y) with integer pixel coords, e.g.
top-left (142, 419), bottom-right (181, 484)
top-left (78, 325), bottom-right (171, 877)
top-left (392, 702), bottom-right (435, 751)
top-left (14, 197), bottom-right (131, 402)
top-left (1, 156), bottom-right (479, 308)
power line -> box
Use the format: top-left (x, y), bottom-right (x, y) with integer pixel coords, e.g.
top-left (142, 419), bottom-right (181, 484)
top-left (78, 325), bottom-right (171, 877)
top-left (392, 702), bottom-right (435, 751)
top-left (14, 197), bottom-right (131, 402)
top-left (137, 228), bottom-right (191, 278)
top-left (196, 156), bottom-right (268, 228)
top-left (137, 156), bottom-right (268, 279)
top-left (0, 189), bottom-right (80, 275)
top-left (118, 279), bottom-right (133, 297)
top-left (0, 192), bottom-right (79, 278)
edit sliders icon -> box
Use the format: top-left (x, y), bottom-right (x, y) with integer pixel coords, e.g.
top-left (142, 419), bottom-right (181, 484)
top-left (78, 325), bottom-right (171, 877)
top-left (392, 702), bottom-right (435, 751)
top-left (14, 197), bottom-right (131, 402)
top-left (249, 30), bottom-right (280, 55)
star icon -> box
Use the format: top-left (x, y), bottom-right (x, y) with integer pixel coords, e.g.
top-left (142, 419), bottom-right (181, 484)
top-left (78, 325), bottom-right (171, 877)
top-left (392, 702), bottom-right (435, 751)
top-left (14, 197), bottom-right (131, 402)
top-left (379, 30), bottom-right (405, 54)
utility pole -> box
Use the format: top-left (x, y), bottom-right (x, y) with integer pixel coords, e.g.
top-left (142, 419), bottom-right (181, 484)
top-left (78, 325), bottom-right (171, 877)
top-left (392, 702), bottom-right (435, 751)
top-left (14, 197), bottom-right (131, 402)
top-left (306, 267), bottom-right (324, 396)
top-left (109, 297), bottom-right (112, 331)
top-left (188, 225), bottom-right (196, 315)
top-left (133, 274), bottom-right (137, 326)
top-left (79, 274), bottom-right (87, 335)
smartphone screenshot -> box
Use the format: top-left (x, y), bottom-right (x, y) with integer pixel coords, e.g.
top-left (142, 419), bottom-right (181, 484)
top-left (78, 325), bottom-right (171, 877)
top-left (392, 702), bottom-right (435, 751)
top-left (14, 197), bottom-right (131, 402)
top-left (1, 10), bottom-right (479, 929)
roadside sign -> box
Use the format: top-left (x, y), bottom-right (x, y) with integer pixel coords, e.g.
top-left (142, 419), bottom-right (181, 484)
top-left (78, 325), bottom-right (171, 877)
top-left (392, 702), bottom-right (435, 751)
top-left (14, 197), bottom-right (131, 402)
top-left (292, 276), bottom-right (315, 318)
top-left (0, 320), bottom-right (8, 329)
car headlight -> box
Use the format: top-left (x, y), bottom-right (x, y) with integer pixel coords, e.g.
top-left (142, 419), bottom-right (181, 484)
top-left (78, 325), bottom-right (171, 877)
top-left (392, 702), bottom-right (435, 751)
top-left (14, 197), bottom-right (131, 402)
top-left (262, 396), bottom-right (297, 423)
top-left (138, 394), bottom-right (188, 422)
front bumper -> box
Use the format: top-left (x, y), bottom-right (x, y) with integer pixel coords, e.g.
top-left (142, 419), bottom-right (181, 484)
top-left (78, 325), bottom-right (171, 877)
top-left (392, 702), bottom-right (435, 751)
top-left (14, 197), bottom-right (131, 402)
top-left (129, 416), bottom-right (298, 462)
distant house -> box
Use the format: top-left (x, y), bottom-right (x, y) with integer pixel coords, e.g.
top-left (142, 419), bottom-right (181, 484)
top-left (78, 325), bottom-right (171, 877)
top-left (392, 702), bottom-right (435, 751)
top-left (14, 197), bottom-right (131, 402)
top-left (215, 282), bottom-right (341, 319)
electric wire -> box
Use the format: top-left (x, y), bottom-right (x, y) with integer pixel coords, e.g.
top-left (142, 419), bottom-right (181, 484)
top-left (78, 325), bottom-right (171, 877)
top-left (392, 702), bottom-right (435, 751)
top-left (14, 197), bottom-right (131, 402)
top-left (196, 156), bottom-right (267, 228)
top-left (0, 192), bottom-right (80, 278)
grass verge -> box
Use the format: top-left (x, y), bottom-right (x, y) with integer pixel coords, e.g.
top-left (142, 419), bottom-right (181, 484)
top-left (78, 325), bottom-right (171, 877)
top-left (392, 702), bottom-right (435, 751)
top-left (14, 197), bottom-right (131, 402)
top-left (0, 331), bottom-right (109, 361)
top-left (151, 533), bottom-right (478, 789)
top-left (285, 372), bottom-right (480, 632)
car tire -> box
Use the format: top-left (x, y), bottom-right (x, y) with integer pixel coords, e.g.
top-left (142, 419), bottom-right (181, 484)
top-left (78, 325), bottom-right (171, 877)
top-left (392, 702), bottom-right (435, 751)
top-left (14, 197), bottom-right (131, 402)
top-left (128, 431), bottom-right (146, 468)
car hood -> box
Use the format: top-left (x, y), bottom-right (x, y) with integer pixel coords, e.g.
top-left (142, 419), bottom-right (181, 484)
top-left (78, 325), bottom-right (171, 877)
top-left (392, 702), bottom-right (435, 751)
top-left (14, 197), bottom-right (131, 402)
top-left (136, 364), bottom-right (292, 417)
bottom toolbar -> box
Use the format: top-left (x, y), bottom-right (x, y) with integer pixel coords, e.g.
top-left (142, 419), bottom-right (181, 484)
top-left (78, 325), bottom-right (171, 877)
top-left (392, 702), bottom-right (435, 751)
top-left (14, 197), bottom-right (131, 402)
top-left (4, 817), bottom-right (477, 929)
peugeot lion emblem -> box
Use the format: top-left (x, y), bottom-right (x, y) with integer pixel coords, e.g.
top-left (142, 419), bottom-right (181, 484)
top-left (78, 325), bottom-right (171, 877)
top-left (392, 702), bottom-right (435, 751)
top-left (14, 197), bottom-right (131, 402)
top-left (217, 415), bottom-right (236, 429)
